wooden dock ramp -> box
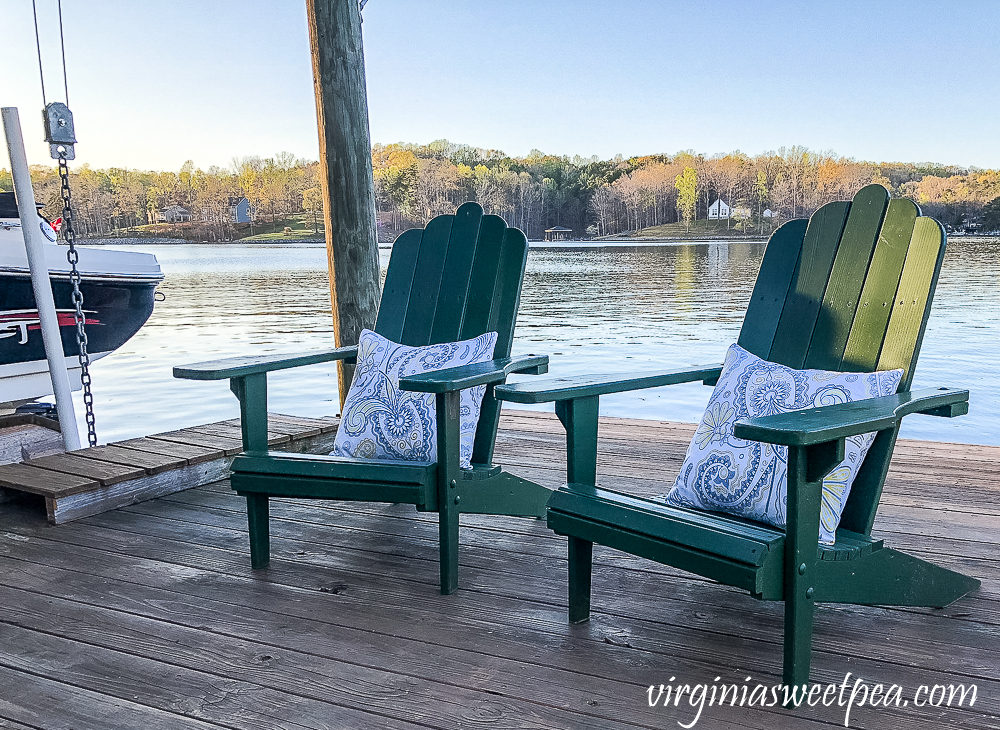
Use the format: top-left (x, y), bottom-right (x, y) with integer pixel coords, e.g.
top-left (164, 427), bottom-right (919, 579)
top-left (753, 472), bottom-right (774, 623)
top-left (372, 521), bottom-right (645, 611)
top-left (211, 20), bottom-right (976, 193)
top-left (0, 414), bottom-right (338, 523)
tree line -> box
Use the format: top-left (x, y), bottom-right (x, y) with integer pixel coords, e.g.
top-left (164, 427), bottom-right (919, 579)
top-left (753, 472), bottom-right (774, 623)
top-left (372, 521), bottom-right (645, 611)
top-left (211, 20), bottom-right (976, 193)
top-left (371, 141), bottom-right (1000, 238)
top-left (0, 154), bottom-right (323, 241)
top-left (2, 142), bottom-right (998, 240)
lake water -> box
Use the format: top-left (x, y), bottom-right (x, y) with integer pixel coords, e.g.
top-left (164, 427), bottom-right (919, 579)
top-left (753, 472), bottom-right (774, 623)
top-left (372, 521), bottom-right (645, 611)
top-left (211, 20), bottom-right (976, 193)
top-left (66, 237), bottom-right (999, 447)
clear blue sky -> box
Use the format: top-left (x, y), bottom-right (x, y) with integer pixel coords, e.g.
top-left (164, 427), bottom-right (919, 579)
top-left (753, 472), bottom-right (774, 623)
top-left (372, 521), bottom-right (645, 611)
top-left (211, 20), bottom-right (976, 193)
top-left (5, 0), bottom-right (999, 172)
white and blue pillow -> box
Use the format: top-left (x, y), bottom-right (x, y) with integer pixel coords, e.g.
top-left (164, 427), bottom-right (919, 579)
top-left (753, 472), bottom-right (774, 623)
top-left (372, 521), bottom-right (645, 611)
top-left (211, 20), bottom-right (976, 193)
top-left (662, 343), bottom-right (903, 545)
top-left (331, 329), bottom-right (497, 469)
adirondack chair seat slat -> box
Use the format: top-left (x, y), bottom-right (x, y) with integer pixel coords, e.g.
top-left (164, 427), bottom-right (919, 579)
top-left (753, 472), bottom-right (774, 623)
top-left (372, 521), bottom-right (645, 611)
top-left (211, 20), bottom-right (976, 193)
top-left (548, 486), bottom-right (895, 599)
top-left (549, 485), bottom-right (782, 567)
top-left (231, 450), bottom-right (538, 511)
top-left (548, 504), bottom-right (778, 596)
top-left (233, 451), bottom-right (435, 484)
top-left (232, 452), bottom-right (436, 505)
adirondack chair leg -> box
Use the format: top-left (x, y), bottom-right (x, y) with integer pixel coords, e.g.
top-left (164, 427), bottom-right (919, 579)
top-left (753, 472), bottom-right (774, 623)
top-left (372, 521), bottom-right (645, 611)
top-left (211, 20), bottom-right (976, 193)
top-left (782, 442), bottom-right (839, 702)
top-left (454, 471), bottom-right (550, 518)
top-left (437, 391), bottom-right (462, 595)
top-left (783, 589), bottom-right (816, 697)
top-left (230, 373), bottom-right (269, 452)
top-left (245, 493), bottom-right (271, 569)
top-left (567, 536), bottom-right (593, 623)
top-left (555, 396), bottom-right (599, 486)
top-left (815, 548), bottom-right (981, 606)
top-left (439, 499), bottom-right (460, 595)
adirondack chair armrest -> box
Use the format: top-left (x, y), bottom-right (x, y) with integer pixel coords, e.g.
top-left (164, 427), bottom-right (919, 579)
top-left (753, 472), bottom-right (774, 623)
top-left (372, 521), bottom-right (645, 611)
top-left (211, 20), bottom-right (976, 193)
top-left (493, 365), bottom-right (724, 404)
top-left (733, 387), bottom-right (969, 447)
top-left (174, 346), bottom-right (359, 452)
top-left (173, 346), bottom-right (359, 381)
top-left (399, 355), bottom-right (550, 394)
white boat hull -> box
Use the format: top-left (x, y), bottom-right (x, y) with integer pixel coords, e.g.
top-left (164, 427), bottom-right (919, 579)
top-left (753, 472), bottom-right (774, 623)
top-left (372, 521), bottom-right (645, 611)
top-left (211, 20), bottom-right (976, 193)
top-left (0, 351), bottom-right (112, 410)
top-left (1, 196), bottom-right (163, 410)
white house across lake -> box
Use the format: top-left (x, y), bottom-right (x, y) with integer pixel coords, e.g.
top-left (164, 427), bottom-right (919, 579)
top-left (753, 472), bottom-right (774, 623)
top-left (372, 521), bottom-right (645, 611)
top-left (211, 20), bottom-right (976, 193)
top-left (707, 198), bottom-right (732, 219)
top-left (707, 199), bottom-right (751, 220)
top-left (154, 205), bottom-right (192, 223)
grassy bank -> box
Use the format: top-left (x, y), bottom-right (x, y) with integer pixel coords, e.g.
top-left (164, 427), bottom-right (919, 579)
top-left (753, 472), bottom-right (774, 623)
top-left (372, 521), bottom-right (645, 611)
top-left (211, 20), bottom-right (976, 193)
top-left (607, 218), bottom-right (775, 240)
top-left (239, 212), bottom-right (324, 241)
top-left (97, 213), bottom-right (325, 242)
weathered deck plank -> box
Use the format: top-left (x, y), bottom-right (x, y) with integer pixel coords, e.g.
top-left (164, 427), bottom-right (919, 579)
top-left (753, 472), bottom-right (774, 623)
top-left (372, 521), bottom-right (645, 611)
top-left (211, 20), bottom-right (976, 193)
top-left (0, 664), bottom-right (225, 730)
top-left (22, 451), bottom-right (148, 486)
top-left (69, 442), bottom-right (189, 475)
top-left (0, 411), bottom-right (996, 729)
top-left (0, 414), bottom-right (339, 524)
top-left (114, 436), bottom-right (224, 464)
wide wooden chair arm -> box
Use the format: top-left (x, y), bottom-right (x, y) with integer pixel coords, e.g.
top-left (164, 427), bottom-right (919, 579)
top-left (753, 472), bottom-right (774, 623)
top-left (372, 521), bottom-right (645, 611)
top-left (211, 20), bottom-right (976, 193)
top-left (734, 387), bottom-right (970, 447)
top-left (172, 345), bottom-right (359, 381)
top-left (492, 364), bottom-right (722, 486)
top-left (492, 364), bottom-right (724, 404)
top-left (399, 355), bottom-right (549, 394)
top-left (173, 346), bottom-right (359, 452)
top-left (395, 355), bottom-right (550, 490)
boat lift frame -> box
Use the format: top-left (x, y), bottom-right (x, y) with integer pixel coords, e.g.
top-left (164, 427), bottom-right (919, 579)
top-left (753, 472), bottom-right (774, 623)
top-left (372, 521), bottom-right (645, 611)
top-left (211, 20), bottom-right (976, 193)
top-left (2, 106), bottom-right (83, 451)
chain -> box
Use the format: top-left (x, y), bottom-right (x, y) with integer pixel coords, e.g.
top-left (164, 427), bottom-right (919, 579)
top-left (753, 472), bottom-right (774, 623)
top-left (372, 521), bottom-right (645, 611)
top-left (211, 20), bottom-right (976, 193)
top-left (57, 152), bottom-right (97, 446)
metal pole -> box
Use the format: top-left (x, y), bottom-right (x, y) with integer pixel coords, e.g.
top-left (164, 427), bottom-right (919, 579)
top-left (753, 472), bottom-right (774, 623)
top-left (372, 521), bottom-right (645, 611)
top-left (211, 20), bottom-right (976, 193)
top-left (2, 106), bottom-right (83, 451)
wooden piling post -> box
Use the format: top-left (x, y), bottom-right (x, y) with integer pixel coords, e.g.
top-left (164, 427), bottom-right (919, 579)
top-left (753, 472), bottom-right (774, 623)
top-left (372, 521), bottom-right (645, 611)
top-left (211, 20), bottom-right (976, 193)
top-left (306, 0), bottom-right (381, 408)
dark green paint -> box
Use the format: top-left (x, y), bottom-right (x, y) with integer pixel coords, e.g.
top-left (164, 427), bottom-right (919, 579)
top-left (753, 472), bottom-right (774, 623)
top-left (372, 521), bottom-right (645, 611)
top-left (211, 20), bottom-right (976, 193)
top-left (768, 200), bottom-right (850, 368)
top-left (429, 205), bottom-right (483, 343)
top-left (804, 185), bottom-right (888, 370)
top-left (842, 215), bottom-right (951, 534)
top-left (494, 186), bottom-right (978, 695)
top-left (373, 229), bottom-right (421, 342)
top-left (470, 225), bottom-right (531, 465)
top-left (737, 219), bottom-right (809, 358)
top-left (811, 548), bottom-right (981, 605)
top-left (555, 395), bottom-right (599, 487)
top-left (245, 493), bottom-right (270, 569)
top-left (399, 355), bottom-right (548, 393)
top-left (173, 346), bottom-right (358, 381)
top-left (733, 387), bottom-right (968, 446)
top-left (399, 213), bottom-right (455, 346)
top-left (460, 216), bottom-right (506, 341)
top-left (840, 199), bottom-right (917, 372)
top-left (495, 366), bottom-right (723, 404)
top-left (451, 471), bottom-right (549, 517)
top-left (174, 203), bottom-right (550, 593)
top-left (567, 536), bottom-right (593, 624)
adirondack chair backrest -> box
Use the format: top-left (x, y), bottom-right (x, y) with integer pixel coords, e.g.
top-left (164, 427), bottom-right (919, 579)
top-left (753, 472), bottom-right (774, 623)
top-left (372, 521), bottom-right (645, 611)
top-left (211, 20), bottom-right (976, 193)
top-left (737, 184), bottom-right (947, 534)
top-left (373, 201), bottom-right (528, 466)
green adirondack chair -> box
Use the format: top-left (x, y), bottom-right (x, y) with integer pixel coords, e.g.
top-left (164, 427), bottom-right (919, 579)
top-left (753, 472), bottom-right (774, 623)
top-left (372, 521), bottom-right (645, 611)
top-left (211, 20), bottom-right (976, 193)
top-left (174, 202), bottom-right (550, 594)
top-left (494, 184), bottom-right (979, 691)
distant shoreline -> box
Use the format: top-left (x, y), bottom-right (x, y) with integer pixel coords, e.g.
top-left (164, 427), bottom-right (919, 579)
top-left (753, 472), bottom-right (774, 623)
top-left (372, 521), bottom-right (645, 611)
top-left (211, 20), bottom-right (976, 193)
top-left (78, 236), bottom-right (326, 245)
top-left (76, 233), bottom-right (998, 247)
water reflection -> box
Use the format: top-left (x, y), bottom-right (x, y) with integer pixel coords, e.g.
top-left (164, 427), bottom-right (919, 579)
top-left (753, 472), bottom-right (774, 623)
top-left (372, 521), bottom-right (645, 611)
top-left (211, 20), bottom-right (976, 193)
top-left (77, 238), bottom-right (998, 446)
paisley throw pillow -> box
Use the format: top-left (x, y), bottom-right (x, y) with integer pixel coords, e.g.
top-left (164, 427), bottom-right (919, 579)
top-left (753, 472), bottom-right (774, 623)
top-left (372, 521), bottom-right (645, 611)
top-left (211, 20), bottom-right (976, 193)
top-left (331, 329), bottom-right (497, 469)
top-left (661, 343), bottom-right (903, 545)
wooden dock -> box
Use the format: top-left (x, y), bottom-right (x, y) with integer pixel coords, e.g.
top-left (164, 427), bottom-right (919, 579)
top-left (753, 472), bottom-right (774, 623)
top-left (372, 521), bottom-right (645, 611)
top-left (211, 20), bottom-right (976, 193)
top-left (0, 410), bottom-right (997, 729)
top-left (0, 414), bottom-right (339, 524)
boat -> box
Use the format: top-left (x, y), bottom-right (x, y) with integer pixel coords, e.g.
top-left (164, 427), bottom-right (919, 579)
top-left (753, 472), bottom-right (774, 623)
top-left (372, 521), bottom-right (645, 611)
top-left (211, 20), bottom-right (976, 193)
top-left (0, 191), bottom-right (164, 409)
